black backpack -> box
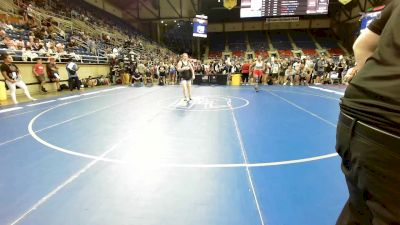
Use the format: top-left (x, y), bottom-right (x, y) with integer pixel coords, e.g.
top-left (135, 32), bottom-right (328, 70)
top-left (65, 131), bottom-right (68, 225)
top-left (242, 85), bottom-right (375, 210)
top-left (60, 84), bottom-right (69, 90)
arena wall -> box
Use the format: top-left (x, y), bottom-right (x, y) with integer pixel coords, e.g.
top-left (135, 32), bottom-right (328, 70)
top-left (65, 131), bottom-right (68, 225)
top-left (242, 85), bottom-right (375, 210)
top-left (2, 63), bottom-right (110, 95)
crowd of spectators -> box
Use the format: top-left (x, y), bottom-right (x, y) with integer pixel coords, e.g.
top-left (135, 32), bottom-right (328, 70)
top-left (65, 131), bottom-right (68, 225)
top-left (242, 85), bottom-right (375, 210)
top-left (107, 52), bottom-right (355, 88)
top-left (199, 54), bottom-right (355, 85)
top-left (0, 0), bottom-right (165, 63)
top-left (0, 0), bottom-right (180, 98)
top-left (110, 53), bottom-right (357, 88)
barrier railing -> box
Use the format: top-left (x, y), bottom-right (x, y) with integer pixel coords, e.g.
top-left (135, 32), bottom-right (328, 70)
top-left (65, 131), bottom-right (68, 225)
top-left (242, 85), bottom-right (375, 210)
top-left (0, 48), bottom-right (109, 64)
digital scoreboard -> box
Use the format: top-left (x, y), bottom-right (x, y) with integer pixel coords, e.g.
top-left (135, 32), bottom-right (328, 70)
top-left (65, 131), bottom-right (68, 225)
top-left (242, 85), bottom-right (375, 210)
top-left (240, 0), bottom-right (329, 18)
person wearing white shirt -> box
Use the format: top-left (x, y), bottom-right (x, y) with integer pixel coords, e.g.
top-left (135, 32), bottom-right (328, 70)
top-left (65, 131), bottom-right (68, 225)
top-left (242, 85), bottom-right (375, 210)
top-left (284, 66), bottom-right (295, 86)
top-left (66, 58), bottom-right (80, 91)
top-left (271, 59), bottom-right (280, 84)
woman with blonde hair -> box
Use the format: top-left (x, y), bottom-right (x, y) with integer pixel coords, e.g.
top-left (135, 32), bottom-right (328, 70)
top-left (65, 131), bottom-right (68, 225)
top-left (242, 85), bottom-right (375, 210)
top-left (177, 53), bottom-right (195, 101)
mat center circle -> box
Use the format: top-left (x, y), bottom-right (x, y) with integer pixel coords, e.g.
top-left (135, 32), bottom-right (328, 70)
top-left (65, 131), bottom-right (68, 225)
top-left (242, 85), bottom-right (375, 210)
top-left (162, 95), bottom-right (249, 111)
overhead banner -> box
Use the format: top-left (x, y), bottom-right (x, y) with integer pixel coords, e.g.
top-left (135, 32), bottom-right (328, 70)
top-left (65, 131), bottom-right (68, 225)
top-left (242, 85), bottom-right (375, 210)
top-left (224, 0), bottom-right (237, 10)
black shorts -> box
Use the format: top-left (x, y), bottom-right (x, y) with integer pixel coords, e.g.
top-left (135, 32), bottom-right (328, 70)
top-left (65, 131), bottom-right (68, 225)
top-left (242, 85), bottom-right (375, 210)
top-left (182, 73), bottom-right (192, 81)
top-left (160, 72), bottom-right (166, 77)
top-left (241, 73), bottom-right (249, 82)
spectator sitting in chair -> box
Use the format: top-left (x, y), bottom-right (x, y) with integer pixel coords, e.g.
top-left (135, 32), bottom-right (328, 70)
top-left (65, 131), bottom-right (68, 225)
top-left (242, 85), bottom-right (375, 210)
top-left (1, 53), bottom-right (36, 104)
top-left (46, 56), bottom-right (61, 91)
top-left (98, 75), bottom-right (110, 86)
top-left (3, 36), bottom-right (16, 50)
top-left (83, 76), bottom-right (97, 88)
top-left (0, 30), bottom-right (6, 41)
top-left (137, 60), bottom-right (146, 78)
top-left (33, 58), bottom-right (47, 93)
top-left (144, 68), bottom-right (153, 86)
top-left (15, 37), bottom-right (25, 50)
top-left (131, 69), bottom-right (143, 86)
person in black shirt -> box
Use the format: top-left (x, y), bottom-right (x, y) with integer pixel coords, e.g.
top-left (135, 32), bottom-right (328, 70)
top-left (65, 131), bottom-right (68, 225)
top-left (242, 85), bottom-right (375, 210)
top-left (177, 53), bottom-right (194, 102)
top-left (128, 61), bottom-right (137, 77)
top-left (0, 54), bottom-right (36, 104)
top-left (336, 2), bottom-right (400, 224)
top-left (324, 59), bottom-right (334, 84)
top-left (131, 69), bottom-right (143, 86)
top-left (336, 57), bottom-right (346, 83)
top-left (158, 62), bottom-right (167, 86)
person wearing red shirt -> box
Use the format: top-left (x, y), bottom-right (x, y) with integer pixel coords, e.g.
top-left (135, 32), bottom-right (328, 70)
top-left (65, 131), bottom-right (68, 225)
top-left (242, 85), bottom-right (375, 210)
top-left (33, 58), bottom-right (47, 92)
top-left (241, 60), bottom-right (251, 85)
